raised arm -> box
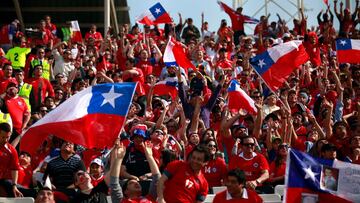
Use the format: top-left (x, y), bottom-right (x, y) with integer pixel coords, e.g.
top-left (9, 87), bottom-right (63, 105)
top-left (143, 142), bottom-right (161, 199)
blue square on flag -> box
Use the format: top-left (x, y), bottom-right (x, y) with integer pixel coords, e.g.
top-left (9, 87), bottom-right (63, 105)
top-left (149, 2), bottom-right (165, 19)
top-left (251, 51), bottom-right (275, 75)
top-left (336, 39), bottom-right (352, 50)
top-left (87, 83), bottom-right (136, 116)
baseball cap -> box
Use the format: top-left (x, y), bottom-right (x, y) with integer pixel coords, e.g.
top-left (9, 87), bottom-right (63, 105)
top-left (131, 124), bottom-right (148, 139)
top-left (90, 158), bottom-right (104, 167)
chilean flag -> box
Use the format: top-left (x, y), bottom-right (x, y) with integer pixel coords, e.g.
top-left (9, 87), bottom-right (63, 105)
top-left (20, 83), bottom-right (136, 155)
top-left (336, 39), bottom-right (360, 64)
top-left (153, 77), bottom-right (178, 100)
top-left (285, 149), bottom-right (356, 203)
top-left (163, 37), bottom-right (195, 74)
top-left (136, 2), bottom-right (173, 25)
top-left (227, 79), bottom-right (257, 114)
top-left (251, 40), bottom-right (309, 92)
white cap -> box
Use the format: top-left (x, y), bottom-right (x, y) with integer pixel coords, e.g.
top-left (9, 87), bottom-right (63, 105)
top-left (90, 158), bottom-right (104, 167)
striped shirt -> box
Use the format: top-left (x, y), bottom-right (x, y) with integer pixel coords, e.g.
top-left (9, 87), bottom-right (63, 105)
top-left (44, 154), bottom-right (86, 189)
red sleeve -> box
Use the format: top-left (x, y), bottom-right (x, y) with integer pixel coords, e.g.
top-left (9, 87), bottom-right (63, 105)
top-left (9, 144), bottom-right (20, 170)
top-left (259, 154), bottom-right (270, 171)
top-left (163, 160), bottom-right (182, 178)
top-left (46, 79), bottom-right (55, 97)
top-left (197, 176), bottom-right (209, 202)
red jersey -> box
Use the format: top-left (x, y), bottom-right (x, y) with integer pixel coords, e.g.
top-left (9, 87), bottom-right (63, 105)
top-left (229, 152), bottom-right (269, 181)
top-left (221, 3), bottom-right (246, 31)
top-left (163, 160), bottom-right (208, 203)
top-left (213, 189), bottom-right (263, 203)
top-left (269, 161), bottom-right (286, 182)
top-left (122, 68), bottom-right (145, 96)
top-left (136, 60), bottom-right (154, 77)
top-left (18, 165), bottom-right (33, 188)
top-left (0, 143), bottom-right (20, 180)
top-left (5, 96), bottom-right (29, 134)
top-left (28, 77), bottom-right (55, 104)
top-left (202, 157), bottom-right (227, 187)
top-left (216, 59), bottom-right (233, 70)
top-left (85, 32), bottom-right (103, 48)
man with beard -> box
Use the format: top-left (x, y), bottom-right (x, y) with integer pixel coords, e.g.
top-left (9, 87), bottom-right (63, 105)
top-left (2, 81), bottom-right (30, 142)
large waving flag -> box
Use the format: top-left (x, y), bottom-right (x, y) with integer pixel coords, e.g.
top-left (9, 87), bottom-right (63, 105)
top-left (336, 39), bottom-right (360, 64)
top-left (20, 83), bottom-right (136, 155)
top-left (136, 2), bottom-right (173, 25)
top-left (153, 77), bottom-right (178, 101)
top-left (285, 149), bottom-right (359, 203)
top-left (251, 40), bottom-right (309, 92)
top-left (163, 37), bottom-right (195, 74)
top-left (227, 79), bottom-right (257, 114)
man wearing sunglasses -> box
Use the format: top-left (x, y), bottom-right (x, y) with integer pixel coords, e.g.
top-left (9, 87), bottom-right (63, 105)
top-left (228, 136), bottom-right (269, 192)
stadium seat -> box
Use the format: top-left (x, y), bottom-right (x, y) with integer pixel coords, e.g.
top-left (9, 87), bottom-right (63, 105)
top-left (274, 184), bottom-right (285, 197)
top-left (204, 194), bottom-right (215, 203)
top-left (0, 197), bottom-right (34, 203)
top-left (212, 186), bottom-right (227, 194)
top-left (259, 194), bottom-right (282, 203)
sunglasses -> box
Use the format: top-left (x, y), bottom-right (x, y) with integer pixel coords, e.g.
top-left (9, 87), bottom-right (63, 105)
top-left (243, 143), bottom-right (255, 147)
top-left (208, 144), bottom-right (216, 148)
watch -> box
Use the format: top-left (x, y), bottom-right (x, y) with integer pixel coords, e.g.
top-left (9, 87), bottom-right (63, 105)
top-left (255, 179), bottom-right (261, 185)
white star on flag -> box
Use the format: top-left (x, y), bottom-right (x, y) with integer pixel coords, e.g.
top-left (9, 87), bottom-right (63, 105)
top-left (340, 40), bottom-right (347, 46)
top-left (303, 166), bottom-right (318, 181)
top-left (258, 59), bottom-right (266, 69)
top-left (155, 8), bottom-right (161, 14)
top-left (101, 86), bottom-right (123, 108)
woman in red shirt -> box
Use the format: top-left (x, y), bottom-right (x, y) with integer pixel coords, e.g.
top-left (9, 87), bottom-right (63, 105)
top-left (267, 143), bottom-right (288, 187)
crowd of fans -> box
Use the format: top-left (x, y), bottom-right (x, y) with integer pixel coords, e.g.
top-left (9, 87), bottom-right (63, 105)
top-left (0, 0), bottom-right (360, 202)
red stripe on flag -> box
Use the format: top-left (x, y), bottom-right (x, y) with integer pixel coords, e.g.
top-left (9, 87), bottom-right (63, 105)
top-left (337, 50), bottom-right (360, 64)
top-left (262, 43), bottom-right (308, 91)
top-left (20, 114), bottom-right (125, 156)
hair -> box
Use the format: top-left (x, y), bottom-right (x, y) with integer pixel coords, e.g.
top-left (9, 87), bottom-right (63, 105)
top-left (0, 123), bottom-right (11, 133)
top-left (159, 149), bottom-right (178, 172)
top-left (240, 136), bottom-right (255, 145)
top-left (188, 144), bottom-right (210, 162)
top-left (227, 169), bottom-right (246, 185)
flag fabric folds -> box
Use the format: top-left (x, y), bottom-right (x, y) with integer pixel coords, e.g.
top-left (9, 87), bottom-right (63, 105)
top-left (285, 149), bottom-right (358, 203)
top-left (227, 79), bottom-right (257, 114)
top-left (336, 39), bottom-right (360, 64)
top-left (20, 83), bottom-right (136, 155)
top-left (250, 40), bottom-right (309, 92)
top-left (163, 37), bottom-right (195, 73)
top-left (136, 2), bottom-right (173, 25)
top-left (153, 77), bottom-right (178, 100)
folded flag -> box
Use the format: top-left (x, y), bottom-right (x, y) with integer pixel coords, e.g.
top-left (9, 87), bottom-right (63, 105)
top-left (251, 40), bottom-right (309, 92)
top-left (163, 37), bottom-right (195, 74)
top-left (227, 79), bottom-right (257, 114)
top-left (336, 39), bottom-right (360, 64)
top-left (136, 2), bottom-right (173, 25)
top-left (285, 149), bottom-right (358, 203)
top-left (153, 77), bottom-right (178, 100)
top-left (20, 83), bottom-right (136, 155)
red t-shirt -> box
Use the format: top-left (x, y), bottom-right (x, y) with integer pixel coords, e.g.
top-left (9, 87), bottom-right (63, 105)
top-left (136, 60), bottom-right (154, 77)
top-left (27, 77), bottom-right (55, 104)
top-left (269, 161), bottom-right (286, 181)
top-left (229, 152), bottom-right (269, 181)
top-left (163, 160), bottom-right (208, 203)
top-left (85, 32), bottom-right (103, 48)
top-left (18, 165), bottom-right (33, 188)
top-left (216, 59), bottom-right (233, 70)
top-left (202, 157), bottom-right (227, 188)
top-left (6, 96), bottom-right (29, 134)
top-left (213, 189), bottom-right (263, 203)
top-left (0, 143), bottom-right (20, 180)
